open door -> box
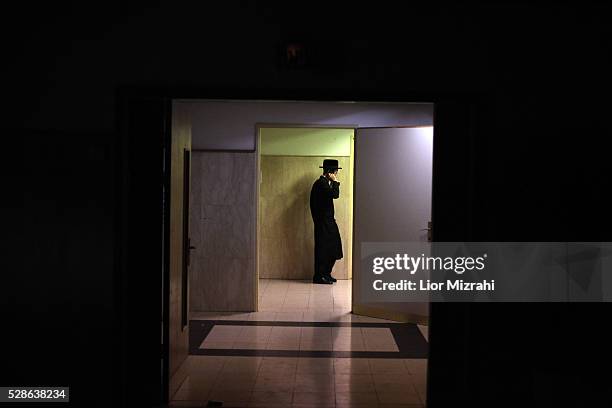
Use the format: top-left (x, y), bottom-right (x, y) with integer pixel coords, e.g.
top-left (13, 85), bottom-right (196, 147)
top-left (167, 102), bottom-right (192, 398)
top-left (352, 127), bottom-right (433, 323)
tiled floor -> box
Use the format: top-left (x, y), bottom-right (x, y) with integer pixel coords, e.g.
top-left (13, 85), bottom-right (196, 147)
top-left (172, 279), bottom-right (428, 407)
top-left (192, 279), bottom-right (399, 323)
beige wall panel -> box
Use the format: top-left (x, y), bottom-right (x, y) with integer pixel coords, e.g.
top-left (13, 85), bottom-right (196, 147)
top-left (189, 152), bottom-right (256, 312)
top-left (260, 156), bottom-right (352, 280)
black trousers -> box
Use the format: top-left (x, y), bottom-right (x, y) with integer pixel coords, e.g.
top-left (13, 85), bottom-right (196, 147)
top-left (314, 255), bottom-right (336, 280)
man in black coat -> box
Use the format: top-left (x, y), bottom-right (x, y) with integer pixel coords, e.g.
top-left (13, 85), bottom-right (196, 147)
top-left (310, 159), bottom-right (344, 284)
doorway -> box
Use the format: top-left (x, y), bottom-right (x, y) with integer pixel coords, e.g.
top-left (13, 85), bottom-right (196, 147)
top-left (117, 94), bottom-right (482, 407)
top-left (256, 125), bottom-right (355, 315)
top-left (255, 125), bottom-right (434, 324)
top-left (170, 100), bottom-right (434, 406)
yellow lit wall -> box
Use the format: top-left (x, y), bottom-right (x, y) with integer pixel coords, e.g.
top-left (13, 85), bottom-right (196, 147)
top-left (259, 128), bottom-right (354, 280)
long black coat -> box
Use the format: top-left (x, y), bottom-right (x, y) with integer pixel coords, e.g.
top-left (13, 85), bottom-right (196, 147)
top-left (310, 175), bottom-right (343, 261)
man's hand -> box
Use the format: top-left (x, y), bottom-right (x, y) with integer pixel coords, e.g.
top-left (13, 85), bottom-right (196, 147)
top-left (328, 172), bottom-right (337, 182)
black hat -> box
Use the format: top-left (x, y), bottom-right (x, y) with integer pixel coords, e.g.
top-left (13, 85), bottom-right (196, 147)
top-left (319, 159), bottom-right (342, 170)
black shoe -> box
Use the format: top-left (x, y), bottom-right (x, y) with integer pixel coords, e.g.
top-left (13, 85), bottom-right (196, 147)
top-left (313, 275), bottom-right (333, 284)
top-left (326, 275), bottom-right (337, 282)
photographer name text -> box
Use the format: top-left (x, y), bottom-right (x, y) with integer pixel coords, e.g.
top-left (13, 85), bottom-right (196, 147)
top-left (373, 279), bottom-right (495, 291)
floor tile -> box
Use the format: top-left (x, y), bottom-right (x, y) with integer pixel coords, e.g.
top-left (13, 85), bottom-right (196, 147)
top-left (259, 357), bottom-right (298, 376)
top-left (274, 312), bottom-right (304, 322)
top-left (267, 339), bottom-right (300, 350)
top-left (253, 375), bottom-right (295, 392)
top-left (207, 389), bottom-right (252, 404)
top-left (250, 390), bottom-right (293, 404)
top-left (221, 356), bottom-right (263, 373)
top-left (334, 358), bottom-right (371, 374)
top-left (369, 359), bottom-right (409, 373)
top-left (376, 390), bottom-right (422, 404)
top-left (187, 356), bottom-right (227, 373)
top-left (302, 311), bottom-right (332, 321)
top-left (178, 372), bottom-right (218, 389)
top-left (334, 373), bottom-right (376, 393)
top-left (248, 311), bottom-right (277, 321)
top-left (269, 326), bottom-right (301, 339)
top-left (299, 340), bottom-right (333, 351)
top-left (294, 373), bottom-right (335, 392)
top-left (232, 341), bottom-right (267, 350)
top-left (292, 391), bottom-right (335, 405)
top-left (336, 391), bottom-right (380, 404)
top-left (301, 327), bottom-right (332, 340)
top-left (404, 358), bottom-right (427, 376)
top-left (210, 375), bottom-right (256, 392)
top-left (297, 357), bottom-right (334, 374)
top-left (172, 385), bottom-right (210, 401)
top-left (199, 340), bottom-right (234, 349)
top-left (206, 325), bottom-right (243, 340)
top-left (333, 340), bottom-right (367, 352)
top-left (365, 342), bottom-right (400, 352)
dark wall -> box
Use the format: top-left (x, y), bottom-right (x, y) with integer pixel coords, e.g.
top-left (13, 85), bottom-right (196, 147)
top-left (11, 131), bottom-right (115, 405)
top-left (6, 1), bottom-right (612, 406)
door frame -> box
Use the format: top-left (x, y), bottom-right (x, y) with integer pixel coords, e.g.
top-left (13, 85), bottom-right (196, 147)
top-left (115, 88), bottom-right (483, 406)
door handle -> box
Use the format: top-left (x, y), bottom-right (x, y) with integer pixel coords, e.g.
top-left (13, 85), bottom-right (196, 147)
top-left (420, 221), bottom-right (432, 241)
top-left (420, 221), bottom-right (432, 230)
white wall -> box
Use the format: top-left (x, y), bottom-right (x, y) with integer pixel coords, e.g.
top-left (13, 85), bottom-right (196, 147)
top-left (184, 100), bottom-right (434, 150)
